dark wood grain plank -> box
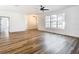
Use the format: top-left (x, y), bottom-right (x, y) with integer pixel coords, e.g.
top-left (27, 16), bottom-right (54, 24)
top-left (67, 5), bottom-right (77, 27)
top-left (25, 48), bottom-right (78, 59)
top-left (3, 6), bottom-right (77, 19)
top-left (0, 29), bottom-right (79, 54)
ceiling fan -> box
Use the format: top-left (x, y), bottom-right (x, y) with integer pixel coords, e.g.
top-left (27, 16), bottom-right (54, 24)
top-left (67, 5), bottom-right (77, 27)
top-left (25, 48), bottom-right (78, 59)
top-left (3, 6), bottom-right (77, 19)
top-left (40, 5), bottom-right (49, 12)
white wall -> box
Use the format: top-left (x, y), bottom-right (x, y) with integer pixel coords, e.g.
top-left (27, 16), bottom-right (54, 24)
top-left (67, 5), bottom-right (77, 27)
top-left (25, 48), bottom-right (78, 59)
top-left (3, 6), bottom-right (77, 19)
top-left (0, 10), bottom-right (27, 32)
top-left (38, 6), bottom-right (79, 37)
top-left (27, 15), bottom-right (38, 29)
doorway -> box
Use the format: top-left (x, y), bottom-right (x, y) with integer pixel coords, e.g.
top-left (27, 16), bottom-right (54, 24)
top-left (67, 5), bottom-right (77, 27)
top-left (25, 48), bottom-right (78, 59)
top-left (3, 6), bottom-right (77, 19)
top-left (28, 15), bottom-right (38, 30)
top-left (0, 16), bottom-right (9, 39)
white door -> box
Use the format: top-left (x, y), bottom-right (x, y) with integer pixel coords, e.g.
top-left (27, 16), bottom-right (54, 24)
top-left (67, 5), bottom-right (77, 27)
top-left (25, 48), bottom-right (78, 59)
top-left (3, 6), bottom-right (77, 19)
top-left (0, 17), bottom-right (9, 38)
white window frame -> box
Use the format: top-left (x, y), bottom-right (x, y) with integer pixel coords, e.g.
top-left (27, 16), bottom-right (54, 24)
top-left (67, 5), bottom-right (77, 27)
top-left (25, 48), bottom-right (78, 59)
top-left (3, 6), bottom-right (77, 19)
top-left (50, 15), bottom-right (57, 28)
top-left (45, 13), bottom-right (65, 29)
top-left (45, 16), bottom-right (51, 28)
top-left (57, 13), bottom-right (65, 29)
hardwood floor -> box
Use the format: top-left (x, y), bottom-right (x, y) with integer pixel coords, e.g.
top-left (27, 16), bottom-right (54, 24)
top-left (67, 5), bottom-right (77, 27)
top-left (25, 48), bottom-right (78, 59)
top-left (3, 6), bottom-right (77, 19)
top-left (0, 29), bottom-right (79, 54)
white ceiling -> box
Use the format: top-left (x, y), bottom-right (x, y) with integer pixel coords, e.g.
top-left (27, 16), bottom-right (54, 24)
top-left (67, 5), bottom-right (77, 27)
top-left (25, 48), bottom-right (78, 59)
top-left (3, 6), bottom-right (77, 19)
top-left (0, 5), bottom-right (72, 14)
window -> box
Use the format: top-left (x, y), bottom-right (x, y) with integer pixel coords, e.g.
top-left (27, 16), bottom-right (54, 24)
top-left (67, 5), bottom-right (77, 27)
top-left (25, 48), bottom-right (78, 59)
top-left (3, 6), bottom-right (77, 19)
top-left (51, 15), bottom-right (57, 28)
top-left (58, 13), bottom-right (65, 29)
top-left (45, 16), bottom-right (50, 28)
top-left (45, 13), bottom-right (65, 29)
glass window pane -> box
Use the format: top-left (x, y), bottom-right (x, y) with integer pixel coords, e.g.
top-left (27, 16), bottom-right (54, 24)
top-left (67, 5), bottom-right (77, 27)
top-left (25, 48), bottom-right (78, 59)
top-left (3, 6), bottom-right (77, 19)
top-left (51, 15), bottom-right (57, 19)
top-left (58, 13), bottom-right (65, 29)
top-left (51, 24), bottom-right (56, 28)
top-left (58, 16), bottom-right (63, 20)
top-left (45, 16), bottom-right (51, 28)
top-left (51, 22), bottom-right (57, 28)
top-left (51, 19), bottom-right (57, 22)
top-left (45, 23), bottom-right (50, 28)
top-left (45, 16), bottom-right (50, 21)
top-left (51, 15), bottom-right (57, 28)
top-left (51, 15), bottom-right (57, 21)
top-left (58, 25), bottom-right (65, 29)
top-left (51, 22), bottom-right (57, 25)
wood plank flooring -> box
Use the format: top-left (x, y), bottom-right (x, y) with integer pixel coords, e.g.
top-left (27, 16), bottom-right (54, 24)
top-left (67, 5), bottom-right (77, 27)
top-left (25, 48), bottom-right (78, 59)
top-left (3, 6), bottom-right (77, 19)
top-left (0, 29), bottom-right (79, 54)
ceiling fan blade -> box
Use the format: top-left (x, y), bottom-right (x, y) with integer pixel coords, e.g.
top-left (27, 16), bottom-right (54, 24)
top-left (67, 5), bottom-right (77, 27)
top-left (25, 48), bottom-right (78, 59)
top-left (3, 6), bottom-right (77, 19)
top-left (43, 9), bottom-right (49, 10)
